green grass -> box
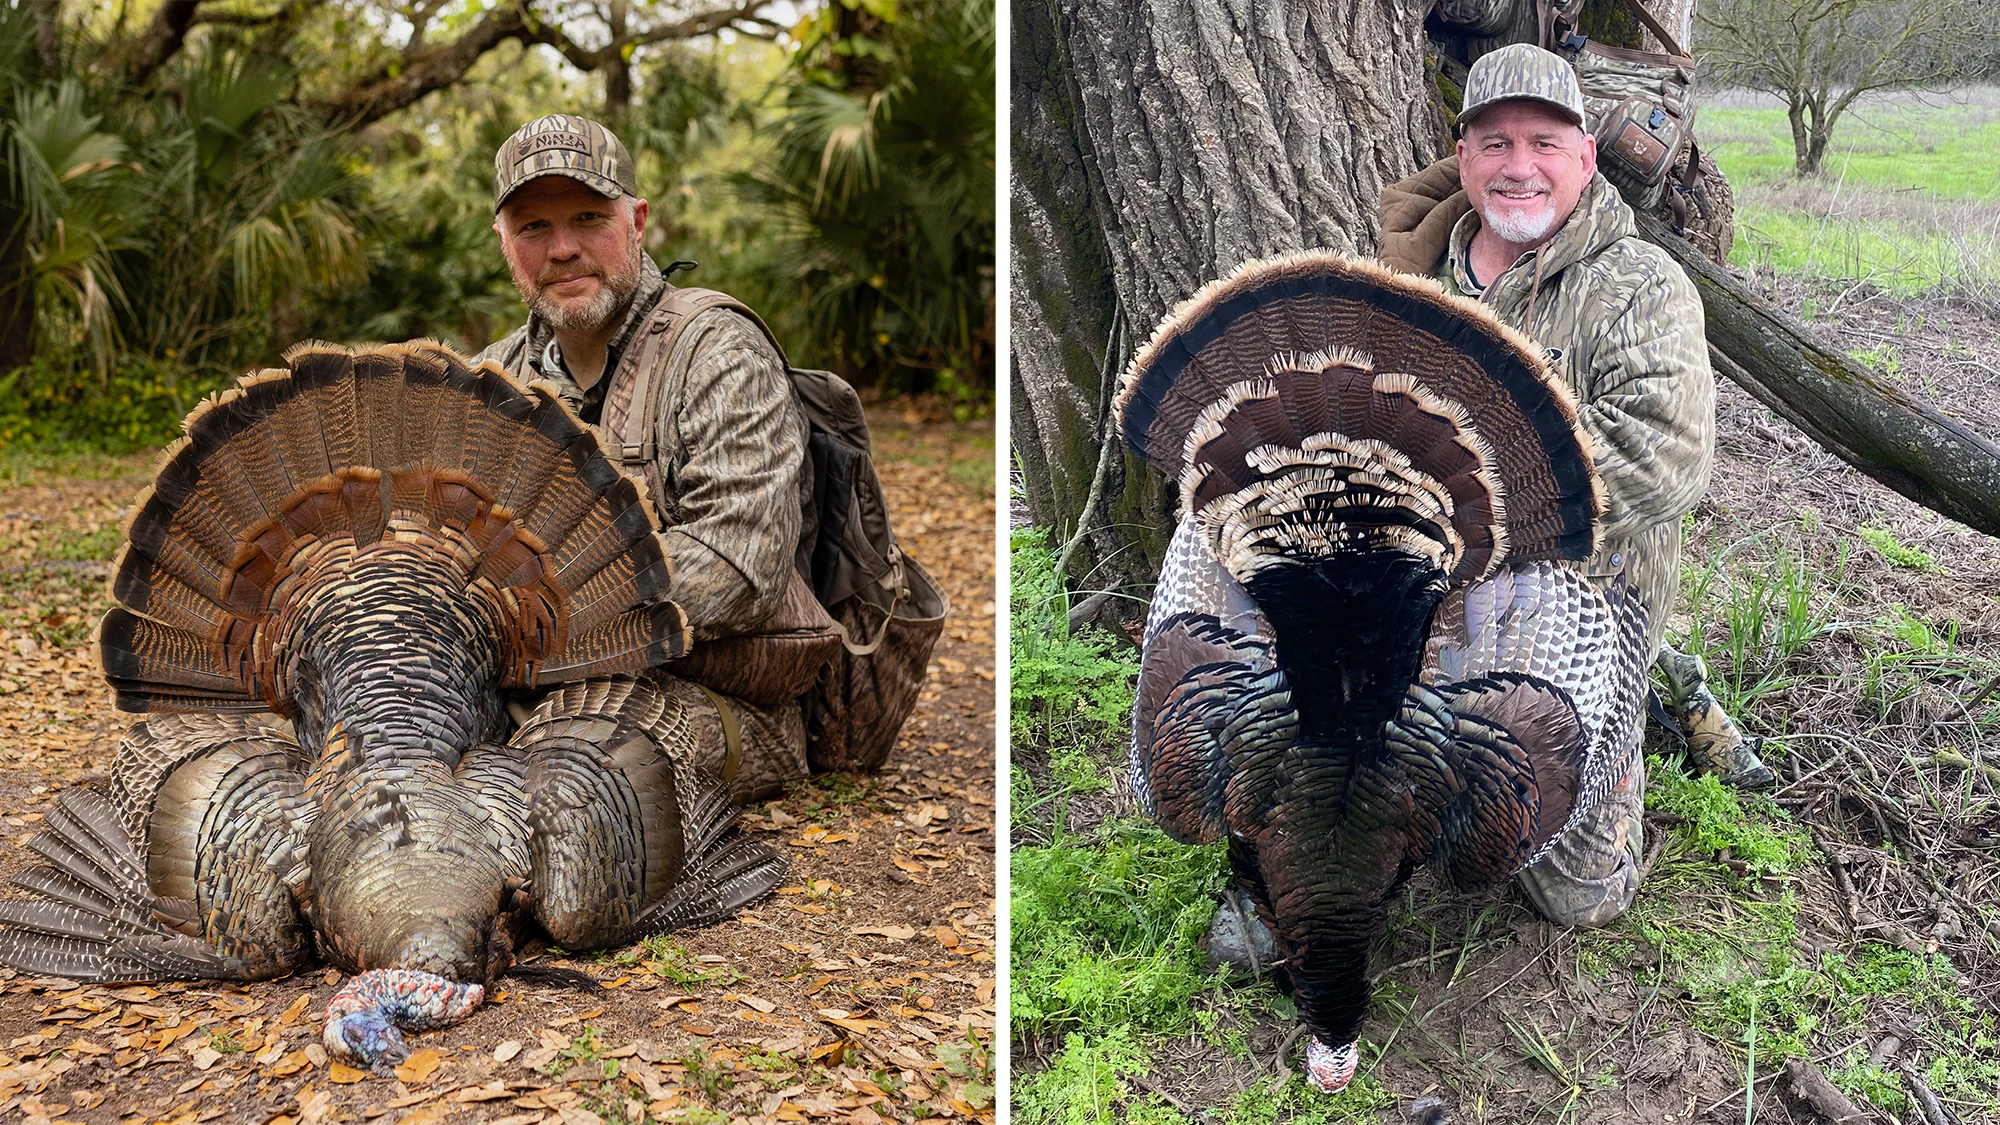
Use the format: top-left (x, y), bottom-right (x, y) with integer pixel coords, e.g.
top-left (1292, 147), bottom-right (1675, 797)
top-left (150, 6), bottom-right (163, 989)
top-left (0, 446), bottom-right (147, 487)
top-left (948, 430), bottom-right (997, 496)
top-left (1701, 98), bottom-right (2000, 200)
top-left (1857, 527), bottom-right (1938, 572)
top-left (1677, 535), bottom-right (1847, 720)
top-left (1727, 202), bottom-right (2000, 297)
top-left (1573, 754), bottom-right (2000, 1115)
top-left (1705, 90), bottom-right (2000, 295)
top-left (1225, 1072), bottom-right (1393, 1125)
top-left (1011, 818), bottom-right (1228, 1038)
top-left (1010, 528), bottom-right (1139, 745)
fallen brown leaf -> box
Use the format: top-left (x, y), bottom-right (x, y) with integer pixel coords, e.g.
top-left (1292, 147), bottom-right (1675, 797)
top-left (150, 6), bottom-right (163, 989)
top-left (394, 1047), bottom-right (443, 1083)
top-left (327, 1062), bottom-right (368, 1084)
top-left (277, 994), bottom-right (312, 1028)
top-left (455, 1082), bottom-right (512, 1103)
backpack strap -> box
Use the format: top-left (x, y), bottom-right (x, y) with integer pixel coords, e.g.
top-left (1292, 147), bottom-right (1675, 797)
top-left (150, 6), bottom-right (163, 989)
top-left (691, 682), bottom-right (744, 785)
top-left (617, 286), bottom-right (794, 468)
top-left (828, 552), bottom-right (908, 656)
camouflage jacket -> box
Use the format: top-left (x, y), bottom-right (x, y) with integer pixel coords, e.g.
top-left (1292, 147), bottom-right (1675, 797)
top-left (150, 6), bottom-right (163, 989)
top-left (1379, 158), bottom-right (1714, 655)
top-left (475, 255), bottom-right (808, 641)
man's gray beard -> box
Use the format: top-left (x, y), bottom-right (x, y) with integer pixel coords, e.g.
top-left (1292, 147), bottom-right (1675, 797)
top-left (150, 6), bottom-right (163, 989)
top-left (520, 227), bottom-right (644, 335)
top-left (1481, 196), bottom-right (1558, 245)
top-left (1488, 186), bottom-right (1560, 245)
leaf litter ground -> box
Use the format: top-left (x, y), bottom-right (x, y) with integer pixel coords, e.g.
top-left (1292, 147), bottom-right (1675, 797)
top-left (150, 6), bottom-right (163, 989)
top-left (1012, 279), bottom-right (2000, 1125)
top-left (0, 401), bottom-right (997, 1125)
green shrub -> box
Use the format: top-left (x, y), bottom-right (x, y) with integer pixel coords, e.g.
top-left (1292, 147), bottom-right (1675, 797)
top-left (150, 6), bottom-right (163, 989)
top-left (1011, 1025), bottom-right (1150, 1125)
top-left (1011, 818), bottom-right (1227, 1038)
top-left (1010, 528), bottom-right (1138, 745)
top-left (0, 352), bottom-right (223, 454)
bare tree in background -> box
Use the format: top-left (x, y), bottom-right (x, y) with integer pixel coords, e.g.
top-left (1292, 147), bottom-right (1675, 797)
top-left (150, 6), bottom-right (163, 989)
top-left (1697, 0), bottom-right (1982, 176)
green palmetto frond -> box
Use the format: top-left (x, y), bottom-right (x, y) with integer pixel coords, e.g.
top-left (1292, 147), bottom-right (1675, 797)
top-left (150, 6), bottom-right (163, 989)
top-left (3, 79), bottom-right (134, 377)
top-left (738, 0), bottom-right (995, 388)
top-left (783, 82), bottom-right (888, 210)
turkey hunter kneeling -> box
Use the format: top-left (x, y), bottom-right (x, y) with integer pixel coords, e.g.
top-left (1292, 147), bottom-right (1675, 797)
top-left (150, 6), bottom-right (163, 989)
top-left (1375, 44), bottom-right (1767, 923)
top-left (479, 114), bottom-right (944, 797)
top-left (1176, 48), bottom-right (1773, 1065)
top-left (0, 113), bottom-right (943, 1076)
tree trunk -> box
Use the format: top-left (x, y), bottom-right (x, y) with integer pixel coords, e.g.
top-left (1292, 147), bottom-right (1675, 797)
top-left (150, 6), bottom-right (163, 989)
top-left (0, 194), bottom-right (31, 375)
top-left (1787, 100), bottom-right (1813, 174)
top-left (606, 0), bottom-right (634, 121)
top-left (1010, 0), bottom-right (1441, 607)
top-left (1638, 212), bottom-right (2000, 536)
top-left (1013, 0), bottom-right (2000, 612)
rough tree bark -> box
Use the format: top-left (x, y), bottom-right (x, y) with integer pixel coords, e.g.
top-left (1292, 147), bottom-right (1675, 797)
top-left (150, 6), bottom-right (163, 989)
top-left (1011, 0), bottom-right (1441, 604)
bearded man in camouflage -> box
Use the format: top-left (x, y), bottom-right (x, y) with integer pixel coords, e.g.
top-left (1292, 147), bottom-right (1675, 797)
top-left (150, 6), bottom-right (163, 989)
top-left (475, 114), bottom-right (811, 800)
top-left (1375, 44), bottom-right (1766, 927)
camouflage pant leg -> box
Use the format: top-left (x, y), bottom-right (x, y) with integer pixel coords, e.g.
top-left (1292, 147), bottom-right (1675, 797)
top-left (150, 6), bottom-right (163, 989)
top-left (1517, 723), bottom-right (1646, 928)
top-left (645, 673), bottom-right (809, 804)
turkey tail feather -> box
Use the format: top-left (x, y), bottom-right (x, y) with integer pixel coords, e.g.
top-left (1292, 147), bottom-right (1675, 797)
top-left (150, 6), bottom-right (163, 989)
top-left (0, 789), bottom-right (253, 981)
top-left (106, 342), bottom-right (689, 712)
top-left (1115, 252), bottom-right (1600, 585)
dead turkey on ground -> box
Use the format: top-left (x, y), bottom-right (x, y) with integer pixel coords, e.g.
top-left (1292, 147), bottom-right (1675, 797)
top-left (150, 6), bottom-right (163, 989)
top-left (0, 342), bottom-right (784, 1072)
top-left (1121, 253), bottom-right (1651, 1093)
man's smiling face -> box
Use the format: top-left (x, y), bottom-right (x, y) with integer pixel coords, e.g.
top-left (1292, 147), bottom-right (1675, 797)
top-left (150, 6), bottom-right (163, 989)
top-left (1457, 100), bottom-right (1596, 250)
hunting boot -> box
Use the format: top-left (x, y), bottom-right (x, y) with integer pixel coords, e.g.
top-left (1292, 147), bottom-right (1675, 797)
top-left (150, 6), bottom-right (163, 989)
top-left (1655, 645), bottom-right (1775, 790)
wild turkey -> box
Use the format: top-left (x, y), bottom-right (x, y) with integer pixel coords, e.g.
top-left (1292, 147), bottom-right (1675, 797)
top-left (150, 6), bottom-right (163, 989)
top-left (1122, 253), bottom-right (1651, 1093)
top-left (0, 342), bottom-right (786, 1072)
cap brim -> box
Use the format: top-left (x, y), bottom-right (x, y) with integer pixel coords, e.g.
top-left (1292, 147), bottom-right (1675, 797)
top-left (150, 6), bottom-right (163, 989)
top-left (495, 167), bottom-right (626, 211)
top-left (1459, 95), bottom-right (1585, 131)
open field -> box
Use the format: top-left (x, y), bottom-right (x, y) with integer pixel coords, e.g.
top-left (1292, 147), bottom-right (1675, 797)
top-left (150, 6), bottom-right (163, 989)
top-left (1706, 87), bottom-right (2000, 299)
top-left (1010, 89), bottom-right (2000, 1125)
top-left (0, 401), bottom-right (997, 1125)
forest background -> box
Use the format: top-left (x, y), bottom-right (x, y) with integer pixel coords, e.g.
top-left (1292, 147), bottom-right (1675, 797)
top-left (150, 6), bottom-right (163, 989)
top-left (0, 0), bottom-right (997, 454)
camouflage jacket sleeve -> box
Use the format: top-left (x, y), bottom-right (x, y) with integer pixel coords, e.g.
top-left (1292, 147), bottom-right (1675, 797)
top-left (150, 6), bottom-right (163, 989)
top-left (653, 310), bottom-right (807, 639)
top-left (1578, 243), bottom-right (1715, 540)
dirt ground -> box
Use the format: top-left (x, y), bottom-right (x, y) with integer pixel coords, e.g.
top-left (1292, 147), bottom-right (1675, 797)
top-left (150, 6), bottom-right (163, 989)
top-left (0, 401), bottom-right (997, 1125)
top-left (1016, 276), bottom-right (2000, 1123)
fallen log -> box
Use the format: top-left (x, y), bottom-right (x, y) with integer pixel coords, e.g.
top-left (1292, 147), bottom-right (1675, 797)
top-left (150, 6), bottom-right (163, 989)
top-left (1635, 212), bottom-right (2000, 538)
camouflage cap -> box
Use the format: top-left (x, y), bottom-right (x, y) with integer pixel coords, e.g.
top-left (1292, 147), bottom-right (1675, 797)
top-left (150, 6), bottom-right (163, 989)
top-left (1459, 43), bottom-right (1585, 130)
top-left (493, 114), bottom-right (638, 210)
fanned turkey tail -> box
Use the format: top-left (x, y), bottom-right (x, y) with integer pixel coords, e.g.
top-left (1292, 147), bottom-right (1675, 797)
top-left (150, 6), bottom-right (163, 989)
top-left (1116, 252), bottom-right (1620, 1074)
top-left (97, 339), bottom-right (690, 717)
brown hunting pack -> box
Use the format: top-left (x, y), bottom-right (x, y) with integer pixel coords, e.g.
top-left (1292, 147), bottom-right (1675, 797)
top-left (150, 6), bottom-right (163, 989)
top-left (603, 286), bottom-right (949, 774)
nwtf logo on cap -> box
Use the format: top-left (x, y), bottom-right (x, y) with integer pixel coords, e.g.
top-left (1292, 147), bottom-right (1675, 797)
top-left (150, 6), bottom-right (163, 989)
top-left (518, 131), bottom-right (592, 160)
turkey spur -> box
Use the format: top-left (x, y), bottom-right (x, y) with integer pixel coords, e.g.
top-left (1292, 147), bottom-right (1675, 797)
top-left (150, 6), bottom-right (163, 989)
top-left (0, 342), bottom-right (786, 1073)
top-left (1122, 253), bottom-right (1650, 1094)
